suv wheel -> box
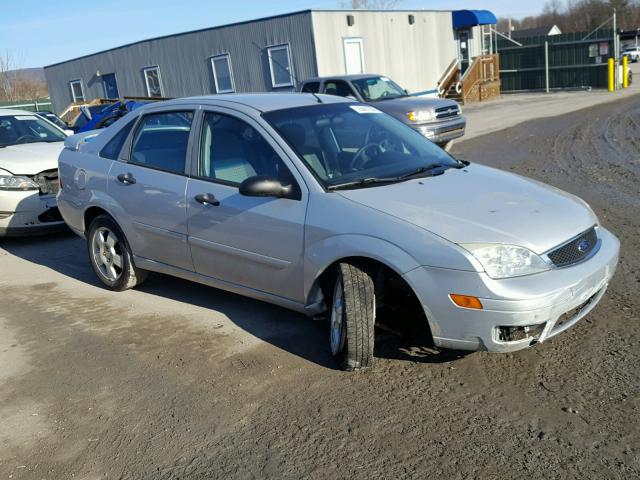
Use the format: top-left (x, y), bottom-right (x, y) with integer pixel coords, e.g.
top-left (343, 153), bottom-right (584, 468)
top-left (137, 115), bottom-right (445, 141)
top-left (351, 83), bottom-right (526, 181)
top-left (329, 262), bottom-right (375, 371)
top-left (88, 214), bottom-right (148, 291)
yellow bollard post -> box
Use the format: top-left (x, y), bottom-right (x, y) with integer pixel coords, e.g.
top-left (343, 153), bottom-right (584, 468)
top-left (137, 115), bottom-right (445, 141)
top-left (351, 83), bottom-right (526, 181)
top-left (608, 58), bottom-right (615, 92)
top-left (623, 55), bottom-right (629, 88)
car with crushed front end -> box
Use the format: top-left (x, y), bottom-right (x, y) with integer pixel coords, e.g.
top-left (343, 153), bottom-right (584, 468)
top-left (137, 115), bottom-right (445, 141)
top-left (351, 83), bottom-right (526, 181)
top-left (56, 94), bottom-right (619, 371)
top-left (0, 109), bottom-right (68, 236)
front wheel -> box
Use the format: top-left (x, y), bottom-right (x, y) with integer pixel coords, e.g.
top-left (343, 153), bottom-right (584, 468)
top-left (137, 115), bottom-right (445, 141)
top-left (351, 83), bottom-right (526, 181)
top-left (329, 262), bottom-right (375, 371)
top-left (87, 214), bottom-right (148, 291)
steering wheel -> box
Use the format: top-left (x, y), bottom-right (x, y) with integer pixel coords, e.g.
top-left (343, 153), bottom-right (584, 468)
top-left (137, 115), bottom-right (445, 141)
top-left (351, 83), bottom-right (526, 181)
top-left (350, 143), bottom-right (383, 170)
top-left (14, 135), bottom-right (38, 144)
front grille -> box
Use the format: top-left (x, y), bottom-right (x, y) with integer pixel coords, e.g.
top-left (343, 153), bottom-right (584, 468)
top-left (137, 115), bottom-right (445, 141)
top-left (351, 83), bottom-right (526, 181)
top-left (547, 227), bottom-right (598, 267)
top-left (30, 169), bottom-right (59, 196)
top-left (435, 105), bottom-right (460, 119)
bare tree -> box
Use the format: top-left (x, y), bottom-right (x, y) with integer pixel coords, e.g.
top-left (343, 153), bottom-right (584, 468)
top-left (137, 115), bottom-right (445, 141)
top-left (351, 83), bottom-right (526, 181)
top-left (0, 51), bottom-right (48, 102)
top-left (340, 0), bottom-right (403, 9)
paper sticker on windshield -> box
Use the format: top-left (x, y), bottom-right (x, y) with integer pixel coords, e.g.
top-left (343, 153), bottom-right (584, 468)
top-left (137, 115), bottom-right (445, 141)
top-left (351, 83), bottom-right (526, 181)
top-left (14, 116), bottom-right (37, 121)
top-left (350, 105), bottom-right (381, 114)
top-left (380, 77), bottom-right (390, 82)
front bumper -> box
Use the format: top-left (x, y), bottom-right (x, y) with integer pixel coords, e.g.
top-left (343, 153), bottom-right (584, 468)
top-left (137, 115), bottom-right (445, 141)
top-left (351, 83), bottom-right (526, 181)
top-left (0, 190), bottom-right (65, 237)
top-left (413, 116), bottom-right (466, 144)
top-left (403, 227), bottom-right (620, 353)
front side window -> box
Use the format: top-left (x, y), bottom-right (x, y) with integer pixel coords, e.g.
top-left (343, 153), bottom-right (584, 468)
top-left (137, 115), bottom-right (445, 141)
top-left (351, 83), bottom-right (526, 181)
top-left (351, 76), bottom-right (407, 102)
top-left (130, 111), bottom-right (193, 173)
top-left (264, 103), bottom-right (460, 188)
top-left (0, 114), bottom-right (66, 147)
top-left (211, 54), bottom-right (235, 93)
top-left (323, 80), bottom-right (356, 99)
top-left (143, 66), bottom-right (164, 97)
top-left (70, 80), bottom-right (85, 102)
top-left (199, 112), bottom-right (293, 186)
top-left (268, 45), bottom-right (293, 88)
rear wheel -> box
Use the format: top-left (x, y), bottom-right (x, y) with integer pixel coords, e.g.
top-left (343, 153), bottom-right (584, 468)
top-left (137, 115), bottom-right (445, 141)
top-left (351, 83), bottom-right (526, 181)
top-left (329, 262), bottom-right (375, 371)
top-left (87, 214), bottom-right (147, 291)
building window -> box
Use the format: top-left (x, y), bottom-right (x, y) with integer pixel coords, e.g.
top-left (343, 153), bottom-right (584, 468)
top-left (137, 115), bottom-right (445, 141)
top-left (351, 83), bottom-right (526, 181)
top-left (210, 54), bottom-right (235, 93)
top-left (267, 44), bottom-right (294, 88)
top-left (143, 66), bottom-right (164, 97)
top-left (69, 80), bottom-right (85, 102)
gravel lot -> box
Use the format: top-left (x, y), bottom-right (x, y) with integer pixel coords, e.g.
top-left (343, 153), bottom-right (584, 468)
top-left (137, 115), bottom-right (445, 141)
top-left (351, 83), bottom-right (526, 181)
top-left (1, 95), bottom-right (639, 479)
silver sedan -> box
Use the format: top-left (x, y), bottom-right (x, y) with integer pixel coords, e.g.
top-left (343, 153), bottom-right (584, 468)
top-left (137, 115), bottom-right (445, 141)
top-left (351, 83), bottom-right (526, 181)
top-left (57, 94), bottom-right (619, 370)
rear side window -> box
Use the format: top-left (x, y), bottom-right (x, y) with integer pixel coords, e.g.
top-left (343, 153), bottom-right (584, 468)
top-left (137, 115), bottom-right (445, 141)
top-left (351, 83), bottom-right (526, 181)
top-left (301, 82), bottom-right (320, 93)
top-left (323, 80), bottom-right (355, 98)
top-left (130, 111), bottom-right (194, 174)
top-left (100, 119), bottom-right (136, 160)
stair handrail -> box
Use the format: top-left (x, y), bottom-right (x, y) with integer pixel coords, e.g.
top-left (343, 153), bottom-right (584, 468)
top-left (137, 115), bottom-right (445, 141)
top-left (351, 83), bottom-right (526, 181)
top-left (437, 58), bottom-right (460, 96)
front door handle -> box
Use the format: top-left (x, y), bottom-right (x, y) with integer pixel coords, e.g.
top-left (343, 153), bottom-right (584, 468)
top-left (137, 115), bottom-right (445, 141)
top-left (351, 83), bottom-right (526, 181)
top-left (117, 173), bottom-right (136, 185)
top-left (195, 193), bottom-right (220, 207)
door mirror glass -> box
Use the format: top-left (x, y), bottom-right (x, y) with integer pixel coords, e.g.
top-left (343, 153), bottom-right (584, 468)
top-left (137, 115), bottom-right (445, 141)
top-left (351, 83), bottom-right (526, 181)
top-left (239, 175), bottom-right (292, 198)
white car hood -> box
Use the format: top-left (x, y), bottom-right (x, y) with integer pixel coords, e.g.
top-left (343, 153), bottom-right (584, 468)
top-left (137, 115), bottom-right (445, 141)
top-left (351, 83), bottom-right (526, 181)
top-left (338, 163), bottom-right (598, 254)
top-left (0, 141), bottom-right (64, 175)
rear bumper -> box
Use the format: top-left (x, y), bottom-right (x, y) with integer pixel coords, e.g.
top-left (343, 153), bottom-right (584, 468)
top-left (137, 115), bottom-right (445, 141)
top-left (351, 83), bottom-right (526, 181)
top-left (0, 191), bottom-right (66, 237)
top-left (403, 227), bottom-right (620, 353)
top-left (413, 116), bottom-right (466, 144)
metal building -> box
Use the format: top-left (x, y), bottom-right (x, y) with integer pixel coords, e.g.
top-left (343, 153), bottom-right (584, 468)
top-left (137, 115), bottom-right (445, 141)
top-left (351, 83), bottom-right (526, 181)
top-left (44, 9), bottom-right (463, 112)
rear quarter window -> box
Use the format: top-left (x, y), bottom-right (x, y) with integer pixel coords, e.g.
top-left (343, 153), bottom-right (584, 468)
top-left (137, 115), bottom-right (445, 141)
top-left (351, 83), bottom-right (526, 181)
top-left (99, 119), bottom-right (137, 160)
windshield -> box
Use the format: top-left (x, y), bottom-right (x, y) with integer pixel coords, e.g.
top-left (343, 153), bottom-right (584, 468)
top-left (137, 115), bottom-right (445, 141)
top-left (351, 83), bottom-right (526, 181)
top-left (39, 113), bottom-right (67, 129)
top-left (264, 103), bottom-right (460, 189)
top-left (351, 76), bottom-right (407, 102)
top-left (0, 114), bottom-right (66, 147)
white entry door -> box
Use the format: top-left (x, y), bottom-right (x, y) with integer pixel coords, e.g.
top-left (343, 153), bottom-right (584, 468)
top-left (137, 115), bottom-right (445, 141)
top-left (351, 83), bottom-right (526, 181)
top-left (343, 38), bottom-right (365, 74)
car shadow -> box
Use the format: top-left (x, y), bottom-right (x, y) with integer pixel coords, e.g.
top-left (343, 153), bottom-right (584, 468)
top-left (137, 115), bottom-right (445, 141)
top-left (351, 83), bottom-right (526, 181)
top-left (1, 233), bottom-right (468, 370)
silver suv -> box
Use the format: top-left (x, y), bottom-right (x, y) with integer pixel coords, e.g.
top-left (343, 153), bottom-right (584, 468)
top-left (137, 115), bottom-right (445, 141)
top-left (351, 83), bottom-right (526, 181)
top-left (300, 75), bottom-right (465, 148)
top-left (57, 94), bottom-right (619, 370)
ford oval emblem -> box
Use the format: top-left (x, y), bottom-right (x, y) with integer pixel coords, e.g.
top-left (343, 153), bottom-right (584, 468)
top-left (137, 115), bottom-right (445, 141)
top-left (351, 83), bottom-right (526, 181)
top-left (578, 239), bottom-right (590, 252)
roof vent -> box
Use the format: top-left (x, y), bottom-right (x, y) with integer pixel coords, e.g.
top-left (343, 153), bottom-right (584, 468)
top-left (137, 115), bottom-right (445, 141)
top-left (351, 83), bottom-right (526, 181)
top-left (347, 14), bottom-right (355, 26)
top-left (408, 14), bottom-right (415, 25)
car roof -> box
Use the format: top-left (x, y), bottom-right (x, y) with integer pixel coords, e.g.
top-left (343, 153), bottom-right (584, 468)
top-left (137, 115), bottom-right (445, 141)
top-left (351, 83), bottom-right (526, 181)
top-left (0, 109), bottom-right (41, 116)
top-left (146, 93), bottom-right (354, 113)
top-left (302, 74), bottom-right (386, 83)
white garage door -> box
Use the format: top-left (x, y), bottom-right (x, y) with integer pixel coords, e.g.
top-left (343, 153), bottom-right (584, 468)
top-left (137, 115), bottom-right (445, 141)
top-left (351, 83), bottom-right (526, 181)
top-left (343, 38), bottom-right (365, 75)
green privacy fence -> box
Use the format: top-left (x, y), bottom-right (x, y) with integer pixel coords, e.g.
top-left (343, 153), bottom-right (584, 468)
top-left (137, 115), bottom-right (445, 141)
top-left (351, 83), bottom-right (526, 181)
top-left (498, 30), bottom-right (615, 91)
top-left (0, 98), bottom-right (52, 112)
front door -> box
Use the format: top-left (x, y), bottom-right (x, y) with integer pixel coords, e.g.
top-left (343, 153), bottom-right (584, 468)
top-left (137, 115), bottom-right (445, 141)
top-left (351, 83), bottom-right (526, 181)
top-left (108, 110), bottom-right (195, 270)
top-left (186, 109), bottom-right (307, 301)
top-left (343, 38), bottom-right (365, 75)
top-left (458, 30), bottom-right (471, 74)
top-left (102, 73), bottom-right (119, 99)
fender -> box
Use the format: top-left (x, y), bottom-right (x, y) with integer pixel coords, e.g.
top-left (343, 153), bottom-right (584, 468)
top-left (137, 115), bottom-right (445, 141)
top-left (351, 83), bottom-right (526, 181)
top-left (304, 233), bottom-right (421, 303)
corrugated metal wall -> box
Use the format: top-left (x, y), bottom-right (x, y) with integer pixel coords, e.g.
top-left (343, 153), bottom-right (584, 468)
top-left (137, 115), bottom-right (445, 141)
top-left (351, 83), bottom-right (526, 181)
top-left (311, 11), bottom-right (457, 94)
top-left (499, 30), bottom-right (614, 91)
top-left (44, 12), bottom-right (317, 112)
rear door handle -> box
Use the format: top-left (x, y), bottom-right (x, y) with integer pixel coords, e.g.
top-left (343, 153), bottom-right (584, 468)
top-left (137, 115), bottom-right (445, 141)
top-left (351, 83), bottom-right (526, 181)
top-left (195, 193), bottom-right (220, 207)
top-left (117, 173), bottom-right (136, 185)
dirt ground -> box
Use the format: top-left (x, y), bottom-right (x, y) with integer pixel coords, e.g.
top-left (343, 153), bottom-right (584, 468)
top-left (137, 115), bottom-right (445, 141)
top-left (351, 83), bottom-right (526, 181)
top-left (1, 95), bottom-right (639, 480)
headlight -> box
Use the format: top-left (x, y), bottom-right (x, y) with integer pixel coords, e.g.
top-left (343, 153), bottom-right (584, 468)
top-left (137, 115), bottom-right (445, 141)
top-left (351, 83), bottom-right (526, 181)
top-left (407, 110), bottom-right (434, 122)
top-left (0, 174), bottom-right (40, 191)
top-left (461, 243), bottom-right (550, 279)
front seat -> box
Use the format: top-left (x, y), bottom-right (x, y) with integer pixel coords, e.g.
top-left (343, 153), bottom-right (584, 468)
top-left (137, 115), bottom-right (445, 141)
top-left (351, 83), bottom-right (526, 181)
top-left (279, 124), bottom-right (327, 179)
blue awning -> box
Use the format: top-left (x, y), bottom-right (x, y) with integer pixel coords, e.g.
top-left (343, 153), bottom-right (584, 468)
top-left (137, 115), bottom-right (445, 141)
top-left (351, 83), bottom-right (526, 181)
top-left (452, 10), bottom-right (497, 29)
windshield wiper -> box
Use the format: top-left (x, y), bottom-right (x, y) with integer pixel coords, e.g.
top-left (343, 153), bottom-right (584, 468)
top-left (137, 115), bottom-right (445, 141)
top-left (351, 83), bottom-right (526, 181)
top-left (327, 177), bottom-right (400, 191)
top-left (328, 166), bottom-right (448, 191)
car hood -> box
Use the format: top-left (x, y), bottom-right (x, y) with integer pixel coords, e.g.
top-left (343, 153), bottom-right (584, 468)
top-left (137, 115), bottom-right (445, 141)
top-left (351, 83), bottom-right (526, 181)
top-left (372, 96), bottom-right (459, 118)
top-left (0, 141), bottom-right (64, 175)
top-left (337, 163), bottom-right (598, 254)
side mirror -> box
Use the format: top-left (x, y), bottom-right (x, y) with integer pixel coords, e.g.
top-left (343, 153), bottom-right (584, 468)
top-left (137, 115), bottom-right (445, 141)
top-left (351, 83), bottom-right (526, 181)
top-left (239, 175), bottom-right (293, 198)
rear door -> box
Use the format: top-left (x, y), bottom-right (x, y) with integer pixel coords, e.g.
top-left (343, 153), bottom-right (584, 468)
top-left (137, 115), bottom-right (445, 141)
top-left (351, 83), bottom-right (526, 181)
top-left (108, 109), bottom-right (195, 270)
top-left (186, 107), bottom-right (307, 301)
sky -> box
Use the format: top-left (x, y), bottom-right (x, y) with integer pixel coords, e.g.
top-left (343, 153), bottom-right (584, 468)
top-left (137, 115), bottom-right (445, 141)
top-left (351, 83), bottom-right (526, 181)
top-left (1, 0), bottom-right (547, 68)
